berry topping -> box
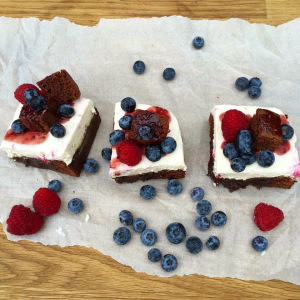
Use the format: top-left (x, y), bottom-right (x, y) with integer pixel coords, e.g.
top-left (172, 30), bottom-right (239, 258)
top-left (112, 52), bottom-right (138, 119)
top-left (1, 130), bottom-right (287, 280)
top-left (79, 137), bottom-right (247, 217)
top-left (231, 157), bottom-right (246, 172)
top-left (113, 227), bottom-right (131, 245)
top-left (138, 125), bottom-right (154, 140)
top-left (163, 68), bottom-right (176, 80)
top-left (195, 215), bottom-right (210, 231)
top-left (145, 145), bottom-right (162, 162)
top-left (132, 218), bottom-right (146, 233)
top-left (29, 95), bottom-right (46, 111)
top-left (206, 236), bottom-right (220, 250)
top-left (161, 254), bottom-right (177, 272)
top-left (119, 115), bottom-right (133, 130)
top-left (58, 104), bottom-right (75, 118)
top-left (109, 130), bottom-right (125, 146)
top-left (254, 202), bottom-right (284, 232)
top-left (193, 36), bottom-right (205, 49)
top-left (48, 179), bottom-right (62, 193)
top-left (221, 109), bottom-right (249, 143)
top-left (196, 200), bottom-right (212, 216)
top-left (249, 77), bottom-right (262, 87)
top-left (11, 119), bottom-right (27, 134)
top-left (235, 130), bottom-right (253, 154)
top-left (161, 137), bottom-right (177, 154)
top-left (211, 211), bottom-right (227, 227)
top-left (101, 147), bottom-right (112, 161)
top-left (14, 84), bottom-right (40, 104)
top-left (141, 229), bottom-right (157, 246)
top-left (186, 236), bottom-right (203, 254)
top-left (33, 188), bottom-right (61, 217)
top-left (148, 248), bottom-right (162, 262)
top-left (252, 236), bottom-right (268, 252)
top-left (119, 210), bottom-right (133, 226)
top-left (166, 179), bottom-right (183, 195)
top-left (133, 60), bottom-right (146, 74)
top-left (140, 185), bottom-right (156, 200)
top-left (50, 123), bottom-right (66, 138)
top-left (235, 77), bottom-right (249, 91)
top-left (116, 140), bottom-right (142, 166)
top-left (281, 124), bottom-right (294, 141)
top-left (223, 143), bottom-right (239, 159)
top-left (166, 222), bottom-right (186, 244)
top-left (121, 97), bottom-right (136, 113)
top-left (240, 152), bottom-right (256, 165)
top-left (68, 198), bottom-right (84, 214)
top-left (84, 158), bottom-right (100, 174)
top-left (248, 86), bottom-right (262, 99)
top-left (190, 187), bottom-right (204, 201)
top-left (24, 88), bottom-right (39, 103)
top-left (257, 150), bottom-right (275, 167)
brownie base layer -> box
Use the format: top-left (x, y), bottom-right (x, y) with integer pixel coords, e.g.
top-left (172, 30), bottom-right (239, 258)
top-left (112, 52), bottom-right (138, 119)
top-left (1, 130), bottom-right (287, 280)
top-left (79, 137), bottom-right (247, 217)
top-left (207, 113), bottom-right (296, 192)
top-left (13, 108), bottom-right (101, 177)
top-left (114, 169), bottom-right (186, 184)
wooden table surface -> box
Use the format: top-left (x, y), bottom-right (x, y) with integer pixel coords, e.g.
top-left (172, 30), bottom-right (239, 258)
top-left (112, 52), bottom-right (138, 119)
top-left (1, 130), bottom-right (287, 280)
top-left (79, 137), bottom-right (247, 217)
top-left (1, 1), bottom-right (300, 299)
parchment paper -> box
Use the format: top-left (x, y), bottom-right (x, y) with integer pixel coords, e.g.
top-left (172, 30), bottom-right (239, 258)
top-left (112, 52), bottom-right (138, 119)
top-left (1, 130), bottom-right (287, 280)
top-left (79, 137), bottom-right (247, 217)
top-left (0, 16), bottom-right (299, 284)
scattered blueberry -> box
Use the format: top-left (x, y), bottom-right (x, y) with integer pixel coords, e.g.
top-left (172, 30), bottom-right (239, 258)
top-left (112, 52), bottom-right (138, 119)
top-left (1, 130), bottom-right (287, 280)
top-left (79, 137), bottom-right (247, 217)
top-left (190, 187), bottom-right (204, 201)
top-left (195, 216), bottom-right (210, 231)
top-left (24, 88), bottom-right (39, 103)
top-left (166, 179), bottom-right (183, 195)
top-left (121, 97), bottom-right (136, 113)
top-left (148, 248), bottom-right (162, 262)
top-left (240, 152), bottom-right (256, 165)
top-left (138, 125), bottom-right (154, 140)
top-left (248, 86), bottom-right (261, 99)
top-left (68, 198), bottom-right (84, 214)
top-left (161, 137), bottom-right (177, 154)
top-left (140, 185), bottom-right (156, 200)
top-left (84, 158), bottom-right (99, 173)
top-left (163, 68), bottom-right (176, 80)
top-left (206, 236), bottom-right (220, 250)
top-left (186, 236), bottom-right (203, 254)
top-left (133, 60), bottom-right (146, 74)
top-left (101, 147), bottom-right (112, 161)
top-left (113, 227), bottom-right (131, 245)
top-left (132, 218), bottom-right (146, 233)
top-left (281, 124), bottom-right (294, 141)
top-left (145, 145), bottom-right (162, 162)
top-left (119, 115), bottom-right (133, 130)
top-left (11, 119), bottom-right (26, 134)
top-left (109, 130), bottom-right (125, 146)
top-left (166, 222), bottom-right (186, 244)
top-left (58, 104), bottom-right (75, 118)
top-left (257, 150), bottom-right (275, 167)
top-left (196, 200), bottom-right (212, 216)
top-left (211, 211), bottom-right (227, 227)
top-left (223, 143), bottom-right (239, 159)
top-left (235, 130), bottom-right (253, 154)
top-left (231, 157), bottom-right (246, 172)
top-left (141, 229), bottom-right (157, 246)
top-left (119, 210), bottom-right (133, 226)
top-left (48, 179), bottom-right (62, 193)
top-left (249, 77), bottom-right (262, 87)
top-left (50, 123), bottom-right (66, 138)
top-left (161, 254), bottom-right (177, 272)
top-left (252, 236), bottom-right (268, 252)
top-left (193, 36), bottom-right (205, 49)
top-left (235, 77), bottom-right (249, 91)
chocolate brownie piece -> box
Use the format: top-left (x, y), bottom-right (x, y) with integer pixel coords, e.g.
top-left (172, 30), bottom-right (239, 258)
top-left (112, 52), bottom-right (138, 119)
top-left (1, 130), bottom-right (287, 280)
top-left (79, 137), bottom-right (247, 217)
top-left (37, 70), bottom-right (80, 105)
top-left (250, 109), bottom-right (283, 152)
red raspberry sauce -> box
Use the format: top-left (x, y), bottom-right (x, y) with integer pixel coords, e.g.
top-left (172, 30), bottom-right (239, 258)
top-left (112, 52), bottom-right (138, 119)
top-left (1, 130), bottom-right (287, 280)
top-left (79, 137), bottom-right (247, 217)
top-left (147, 106), bottom-right (171, 123)
top-left (274, 141), bottom-right (291, 156)
top-left (4, 129), bottom-right (48, 145)
top-left (280, 115), bottom-right (289, 125)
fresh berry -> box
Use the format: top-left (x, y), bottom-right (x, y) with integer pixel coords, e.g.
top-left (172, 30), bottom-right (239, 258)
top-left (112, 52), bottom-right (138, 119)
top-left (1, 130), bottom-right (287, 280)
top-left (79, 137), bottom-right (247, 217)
top-left (281, 124), bottom-right (294, 141)
top-left (252, 236), bottom-right (268, 252)
top-left (166, 179), bottom-right (182, 195)
top-left (161, 137), bottom-right (177, 154)
top-left (119, 210), bottom-right (133, 226)
top-left (186, 236), bottom-right (203, 254)
top-left (195, 216), bottom-right (210, 231)
top-left (141, 229), bottom-right (157, 246)
top-left (235, 130), bottom-right (253, 154)
top-left (48, 179), bottom-right (62, 193)
top-left (248, 86), bottom-right (261, 99)
top-left (240, 152), bottom-right (256, 165)
top-left (68, 198), bottom-right (84, 214)
top-left (84, 158), bottom-right (100, 173)
top-left (33, 188), bottom-right (61, 217)
top-left (193, 37), bottom-right (204, 49)
top-left (58, 104), bottom-right (75, 118)
top-left (206, 236), bottom-right (220, 250)
top-left (190, 187), bottom-right (204, 201)
top-left (121, 97), bottom-right (136, 113)
top-left (254, 202), bottom-right (284, 232)
top-left (140, 185), bottom-right (156, 200)
top-left (161, 254), bottom-right (177, 272)
top-left (11, 119), bottom-right (26, 134)
top-left (138, 125), bottom-right (154, 140)
top-left (249, 77), bottom-right (262, 87)
top-left (196, 200), bottom-right (212, 216)
top-left (231, 157), bottom-right (246, 172)
top-left (109, 130), bottom-right (125, 146)
top-left (223, 143), bottom-right (239, 159)
top-left (133, 60), bottom-right (146, 74)
top-left (116, 140), bottom-right (142, 166)
top-left (119, 115), bottom-right (133, 130)
top-left (163, 68), bottom-right (176, 80)
top-left (24, 88), bottom-right (39, 103)
top-left (145, 145), bottom-right (162, 162)
top-left (221, 109), bottom-right (249, 143)
top-left (113, 227), bottom-right (131, 245)
top-left (235, 77), bottom-right (249, 91)
top-left (29, 95), bottom-right (46, 111)
top-left (148, 248), bottom-right (162, 262)
top-left (101, 147), bottom-right (112, 161)
top-left (14, 84), bottom-right (40, 104)
top-left (166, 222), bottom-right (186, 244)
top-left (50, 123), bottom-right (66, 138)
top-left (257, 150), bottom-right (275, 167)
top-left (211, 211), bottom-right (227, 227)
top-left (132, 218), bottom-right (146, 233)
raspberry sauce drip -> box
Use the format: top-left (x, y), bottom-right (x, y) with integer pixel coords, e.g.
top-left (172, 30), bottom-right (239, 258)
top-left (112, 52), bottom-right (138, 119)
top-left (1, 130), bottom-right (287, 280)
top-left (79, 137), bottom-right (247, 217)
top-left (219, 112), bottom-right (225, 121)
top-left (147, 106), bottom-right (171, 123)
top-left (221, 141), bottom-right (226, 149)
top-left (274, 141), bottom-right (291, 156)
top-left (280, 115), bottom-right (289, 125)
top-left (4, 129), bottom-right (48, 145)
top-left (110, 158), bottom-right (122, 169)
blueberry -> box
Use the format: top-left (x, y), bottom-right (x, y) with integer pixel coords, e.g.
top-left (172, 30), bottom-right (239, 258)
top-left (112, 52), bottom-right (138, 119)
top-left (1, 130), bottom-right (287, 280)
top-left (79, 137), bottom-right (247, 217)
top-left (138, 125), bottom-right (154, 140)
top-left (235, 77), bottom-right (249, 91)
top-left (113, 227), bottom-right (131, 245)
top-left (190, 187), bottom-right (204, 201)
top-left (240, 152), bottom-right (256, 165)
top-left (68, 198), bottom-right (84, 214)
top-left (121, 97), bottom-right (136, 113)
top-left (101, 147), bottom-right (112, 161)
top-left (163, 68), bottom-right (176, 80)
top-left (281, 124), bottom-right (294, 141)
top-left (231, 157), bottom-right (246, 172)
top-left (50, 123), bottom-right (66, 138)
top-left (24, 88), bottom-right (39, 103)
top-left (11, 119), bottom-right (26, 134)
top-left (161, 137), bottom-right (177, 154)
top-left (84, 158), bottom-right (99, 173)
top-left (119, 210), bottom-right (133, 226)
top-left (211, 211), bottom-right (227, 227)
top-left (186, 236), bottom-right (203, 254)
top-left (58, 104), bottom-right (75, 118)
top-left (166, 179), bottom-right (182, 195)
top-left (193, 36), bottom-right (205, 49)
top-left (141, 229), bottom-right (157, 246)
top-left (145, 145), bottom-right (162, 162)
top-left (206, 236), bottom-right (220, 250)
top-left (223, 143), bottom-right (239, 159)
top-left (132, 218), bottom-right (146, 233)
top-left (249, 77), bottom-right (262, 87)
top-left (235, 130), bottom-right (253, 154)
top-left (161, 254), bottom-right (177, 272)
top-left (166, 222), bottom-right (186, 244)
top-left (148, 248), bottom-right (162, 262)
top-left (109, 130), bottom-right (125, 146)
top-left (119, 115), bottom-right (133, 130)
top-left (133, 60), bottom-right (146, 74)
top-left (257, 150), bottom-right (275, 167)
top-left (29, 95), bottom-right (46, 111)
top-left (196, 200), bottom-right (212, 216)
top-left (48, 179), bottom-right (62, 193)
top-left (252, 236), bottom-right (268, 252)
top-left (248, 86), bottom-right (261, 99)
top-left (140, 185), bottom-right (156, 200)
top-left (195, 216), bottom-right (210, 231)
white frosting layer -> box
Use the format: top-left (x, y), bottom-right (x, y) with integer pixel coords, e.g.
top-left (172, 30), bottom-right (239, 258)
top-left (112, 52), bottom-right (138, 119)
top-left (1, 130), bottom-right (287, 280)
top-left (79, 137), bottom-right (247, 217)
top-left (1, 98), bottom-right (96, 165)
top-left (109, 103), bottom-right (187, 178)
top-left (212, 105), bottom-right (300, 180)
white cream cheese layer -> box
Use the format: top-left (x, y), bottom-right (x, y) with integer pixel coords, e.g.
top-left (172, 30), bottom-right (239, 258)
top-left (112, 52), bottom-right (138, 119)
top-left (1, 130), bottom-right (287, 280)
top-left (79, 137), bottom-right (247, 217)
top-left (109, 103), bottom-right (187, 178)
top-left (1, 98), bottom-right (96, 165)
top-left (212, 105), bottom-right (300, 180)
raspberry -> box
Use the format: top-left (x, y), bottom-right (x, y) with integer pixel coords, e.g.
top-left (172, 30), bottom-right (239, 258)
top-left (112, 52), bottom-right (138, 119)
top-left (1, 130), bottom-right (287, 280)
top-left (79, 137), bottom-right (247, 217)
top-left (14, 84), bottom-right (40, 104)
top-left (33, 188), bottom-right (61, 216)
top-left (116, 140), bottom-right (142, 166)
top-left (221, 109), bottom-right (249, 142)
top-left (6, 205), bottom-right (44, 235)
top-left (254, 203), bottom-right (284, 232)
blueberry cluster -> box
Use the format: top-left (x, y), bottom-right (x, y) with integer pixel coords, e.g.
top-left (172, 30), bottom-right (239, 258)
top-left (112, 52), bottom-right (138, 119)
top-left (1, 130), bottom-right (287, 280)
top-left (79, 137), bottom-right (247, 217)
top-left (24, 88), bottom-right (47, 111)
top-left (235, 77), bottom-right (262, 99)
